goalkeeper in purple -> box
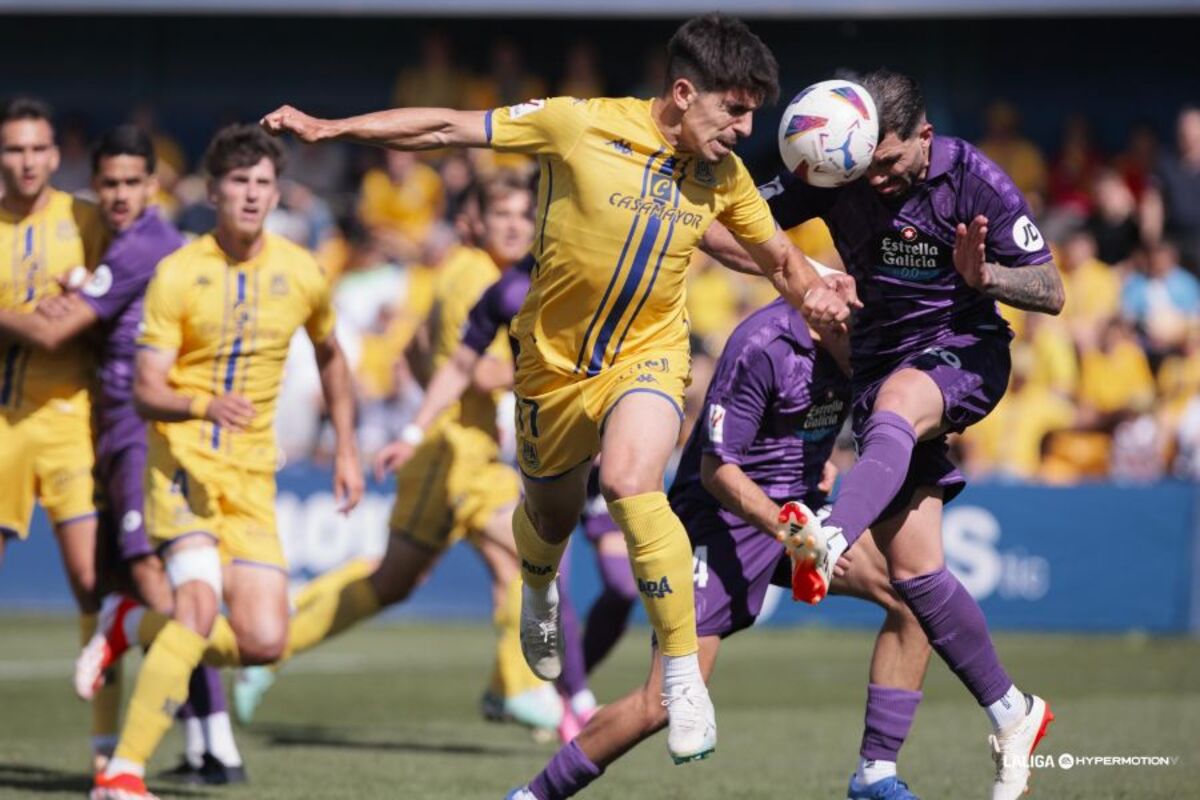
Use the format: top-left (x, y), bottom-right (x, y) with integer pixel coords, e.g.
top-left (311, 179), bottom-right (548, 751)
top-left (506, 299), bottom-right (932, 800)
top-left (704, 70), bottom-right (1063, 800)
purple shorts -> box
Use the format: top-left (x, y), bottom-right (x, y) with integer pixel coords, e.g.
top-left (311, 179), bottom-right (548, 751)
top-left (674, 500), bottom-right (790, 639)
top-left (96, 441), bottom-right (153, 562)
top-left (853, 330), bottom-right (1011, 519)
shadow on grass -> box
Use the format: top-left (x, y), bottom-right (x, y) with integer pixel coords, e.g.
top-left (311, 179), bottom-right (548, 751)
top-left (0, 762), bottom-right (212, 797)
top-left (258, 723), bottom-right (532, 758)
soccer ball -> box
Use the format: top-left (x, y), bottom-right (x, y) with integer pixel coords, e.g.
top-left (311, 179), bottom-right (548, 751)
top-left (777, 79), bottom-right (878, 187)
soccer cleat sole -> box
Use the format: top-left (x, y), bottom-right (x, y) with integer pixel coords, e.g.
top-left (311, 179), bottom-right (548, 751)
top-left (671, 746), bottom-right (715, 766)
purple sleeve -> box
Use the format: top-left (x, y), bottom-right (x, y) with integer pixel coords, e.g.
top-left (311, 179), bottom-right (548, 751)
top-left (79, 255), bottom-right (147, 322)
top-left (461, 279), bottom-right (505, 355)
top-left (964, 163), bottom-right (1053, 268)
top-left (701, 347), bottom-right (775, 465)
top-left (761, 170), bottom-right (837, 230)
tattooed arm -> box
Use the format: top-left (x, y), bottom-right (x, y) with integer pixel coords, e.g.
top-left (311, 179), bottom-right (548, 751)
top-left (954, 215), bottom-right (1065, 315)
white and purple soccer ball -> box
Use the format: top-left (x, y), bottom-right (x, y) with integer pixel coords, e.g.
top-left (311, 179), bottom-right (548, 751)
top-left (777, 79), bottom-right (878, 187)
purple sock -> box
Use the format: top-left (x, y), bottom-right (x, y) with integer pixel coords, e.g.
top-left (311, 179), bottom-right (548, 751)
top-left (893, 567), bottom-right (1012, 706)
top-left (176, 665), bottom-right (224, 719)
top-left (528, 740), bottom-right (604, 800)
top-left (582, 554), bottom-right (637, 672)
top-left (826, 411), bottom-right (916, 548)
top-left (860, 683), bottom-right (922, 762)
top-left (555, 566), bottom-right (588, 698)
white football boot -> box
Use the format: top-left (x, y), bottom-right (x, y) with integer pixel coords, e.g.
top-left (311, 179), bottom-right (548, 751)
top-left (990, 694), bottom-right (1055, 800)
top-left (663, 681), bottom-right (716, 765)
top-left (776, 500), bottom-right (844, 604)
top-left (519, 582), bottom-right (562, 681)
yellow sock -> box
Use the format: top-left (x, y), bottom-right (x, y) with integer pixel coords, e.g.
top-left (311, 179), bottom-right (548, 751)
top-left (82, 614), bottom-right (121, 745)
top-left (284, 561), bottom-right (381, 659)
top-left (112, 621), bottom-right (208, 767)
top-left (489, 576), bottom-right (545, 698)
top-left (608, 491), bottom-right (698, 657)
top-left (201, 615), bottom-right (242, 668)
top-left (136, 609), bottom-right (169, 646)
top-left (512, 502), bottom-right (567, 591)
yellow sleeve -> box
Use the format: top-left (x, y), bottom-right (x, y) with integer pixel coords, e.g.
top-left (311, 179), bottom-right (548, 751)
top-left (718, 157), bottom-right (777, 245)
top-left (72, 197), bottom-right (109, 268)
top-left (138, 261), bottom-right (184, 352)
top-left (304, 263), bottom-right (337, 344)
top-left (487, 96), bottom-right (592, 157)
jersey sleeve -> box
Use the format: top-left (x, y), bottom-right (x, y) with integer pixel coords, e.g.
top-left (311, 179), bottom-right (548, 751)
top-left (702, 347), bottom-right (776, 465)
top-left (486, 96), bottom-right (592, 157)
top-left (760, 170), bottom-right (836, 230)
top-left (303, 264), bottom-right (337, 344)
top-left (138, 262), bottom-right (184, 352)
top-left (80, 249), bottom-right (147, 322)
top-left (461, 277), bottom-right (506, 355)
top-left (966, 164), bottom-right (1053, 268)
top-left (716, 157), bottom-right (777, 245)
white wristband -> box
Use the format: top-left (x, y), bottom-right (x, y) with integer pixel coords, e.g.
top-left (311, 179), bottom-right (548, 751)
top-left (400, 423), bottom-right (424, 446)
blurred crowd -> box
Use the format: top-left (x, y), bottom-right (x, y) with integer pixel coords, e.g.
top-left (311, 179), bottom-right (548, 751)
top-left (39, 37), bottom-right (1200, 485)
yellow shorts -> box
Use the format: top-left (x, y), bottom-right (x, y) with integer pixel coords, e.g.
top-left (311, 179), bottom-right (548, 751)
top-left (513, 352), bottom-right (690, 479)
top-left (145, 429), bottom-right (284, 570)
top-left (389, 423), bottom-right (520, 552)
top-left (0, 392), bottom-right (95, 539)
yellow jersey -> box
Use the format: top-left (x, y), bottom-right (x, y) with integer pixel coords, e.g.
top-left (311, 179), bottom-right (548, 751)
top-left (487, 96), bottom-right (777, 377)
top-left (428, 245), bottom-right (510, 437)
top-left (138, 232), bottom-right (335, 468)
top-left (0, 190), bottom-right (106, 411)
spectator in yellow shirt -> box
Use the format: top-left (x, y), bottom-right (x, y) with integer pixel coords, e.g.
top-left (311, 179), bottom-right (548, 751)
top-left (358, 149), bottom-right (445, 263)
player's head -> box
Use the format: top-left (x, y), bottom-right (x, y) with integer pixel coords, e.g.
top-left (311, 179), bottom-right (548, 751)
top-left (860, 69), bottom-right (933, 197)
top-left (91, 124), bottom-right (158, 234)
top-left (0, 97), bottom-right (58, 204)
top-left (204, 122), bottom-right (285, 242)
top-left (475, 171), bottom-right (534, 267)
top-left (664, 14), bottom-right (779, 163)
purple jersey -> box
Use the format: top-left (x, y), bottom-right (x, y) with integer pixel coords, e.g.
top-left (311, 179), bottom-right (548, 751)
top-left (670, 298), bottom-right (850, 521)
top-left (461, 255), bottom-right (534, 357)
top-left (80, 209), bottom-right (184, 451)
top-left (762, 135), bottom-right (1051, 380)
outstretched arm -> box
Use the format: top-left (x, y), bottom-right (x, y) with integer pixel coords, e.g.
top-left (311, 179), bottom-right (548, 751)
top-left (954, 215), bottom-right (1065, 314)
top-left (740, 228), bottom-right (860, 325)
top-left (261, 105), bottom-right (490, 151)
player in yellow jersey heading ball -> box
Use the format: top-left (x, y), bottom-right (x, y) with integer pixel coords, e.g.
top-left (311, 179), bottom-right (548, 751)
top-left (263, 13), bottom-right (854, 766)
top-left (84, 124), bottom-right (364, 800)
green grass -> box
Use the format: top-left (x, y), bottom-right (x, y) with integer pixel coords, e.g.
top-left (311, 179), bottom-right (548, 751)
top-left (0, 615), bottom-right (1196, 799)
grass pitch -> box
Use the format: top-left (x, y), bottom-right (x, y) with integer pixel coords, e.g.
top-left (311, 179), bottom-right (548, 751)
top-left (0, 614), bottom-right (1196, 799)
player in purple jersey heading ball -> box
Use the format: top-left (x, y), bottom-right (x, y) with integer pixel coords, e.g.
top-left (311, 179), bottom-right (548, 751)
top-left (0, 126), bottom-right (246, 782)
top-left (705, 70), bottom-right (1063, 800)
top-left (506, 298), bottom-right (932, 800)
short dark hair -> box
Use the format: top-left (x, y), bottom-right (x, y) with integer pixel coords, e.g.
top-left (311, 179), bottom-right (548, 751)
top-left (666, 14), bottom-right (779, 106)
top-left (203, 123), bottom-right (285, 179)
top-left (473, 169), bottom-right (534, 215)
top-left (1, 96), bottom-right (53, 127)
top-left (859, 69), bottom-right (926, 140)
top-left (91, 124), bottom-right (156, 175)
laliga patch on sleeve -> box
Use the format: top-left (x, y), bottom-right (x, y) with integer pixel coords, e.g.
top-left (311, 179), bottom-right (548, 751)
top-left (1011, 215), bottom-right (1045, 253)
top-left (507, 99), bottom-right (546, 119)
top-left (83, 264), bottom-right (113, 298)
top-left (707, 403), bottom-right (726, 443)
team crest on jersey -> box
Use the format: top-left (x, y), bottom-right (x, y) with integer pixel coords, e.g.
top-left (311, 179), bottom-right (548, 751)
top-left (55, 220), bottom-right (78, 241)
top-left (82, 265), bottom-right (113, 298)
top-left (692, 159), bottom-right (716, 187)
top-left (507, 99), bottom-right (546, 119)
top-left (521, 440), bottom-right (541, 472)
top-left (270, 273), bottom-right (289, 297)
